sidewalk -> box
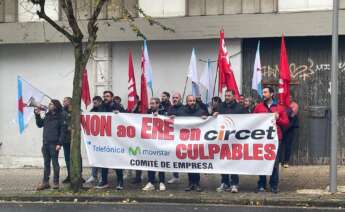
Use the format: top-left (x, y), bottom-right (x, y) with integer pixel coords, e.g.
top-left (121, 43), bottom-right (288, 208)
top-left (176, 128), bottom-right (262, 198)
top-left (1, 166), bottom-right (345, 207)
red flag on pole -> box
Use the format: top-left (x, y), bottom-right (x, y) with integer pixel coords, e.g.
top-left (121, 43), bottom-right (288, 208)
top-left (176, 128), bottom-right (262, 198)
top-left (127, 49), bottom-right (138, 112)
top-left (217, 29), bottom-right (240, 99)
top-left (278, 34), bottom-right (291, 107)
top-left (81, 69), bottom-right (91, 108)
top-left (140, 48), bottom-right (149, 114)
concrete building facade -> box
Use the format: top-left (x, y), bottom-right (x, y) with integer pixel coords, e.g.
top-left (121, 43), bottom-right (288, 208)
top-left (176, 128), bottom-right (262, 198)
top-left (0, 0), bottom-right (344, 167)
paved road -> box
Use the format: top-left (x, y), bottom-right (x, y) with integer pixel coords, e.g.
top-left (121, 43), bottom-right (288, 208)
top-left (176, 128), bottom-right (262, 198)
top-left (0, 202), bottom-right (344, 212)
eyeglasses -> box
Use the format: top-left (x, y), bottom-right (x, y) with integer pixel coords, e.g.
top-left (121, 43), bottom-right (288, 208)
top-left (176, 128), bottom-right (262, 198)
top-left (103, 95), bottom-right (111, 98)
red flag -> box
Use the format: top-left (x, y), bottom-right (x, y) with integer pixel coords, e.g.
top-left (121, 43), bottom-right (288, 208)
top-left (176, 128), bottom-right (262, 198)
top-left (140, 48), bottom-right (148, 114)
top-left (81, 69), bottom-right (91, 108)
top-left (278, 34), bottom-right (291, 107)
top-left (127, 49), bottom-right (138, 112)
top-left (217, 29), bottom-right (240, 99)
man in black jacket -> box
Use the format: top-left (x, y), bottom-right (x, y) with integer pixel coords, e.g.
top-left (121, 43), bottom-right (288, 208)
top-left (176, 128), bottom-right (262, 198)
top-left (129, 95), bottom-right (144, 184)
top-left (85, 96), bottom-right (103, 184)
top-left (142, 97), bottom-right (167, 191)
top-left (196, 95), bottom-right (208, 112)
top-left (159, 91), bottom-right (171, 115)
top-left (167, 92), bottom-right (184, 184)
top-left (96, 91), bottom-right (125, 190)
top-left (35, 99), bottom-right (65, 190)
top-left (61, 97), bottom-right (72, 184)
top-left (213, 90), bottom-right (247, 193)
top-left (183, 95), bottom-right (208, 192)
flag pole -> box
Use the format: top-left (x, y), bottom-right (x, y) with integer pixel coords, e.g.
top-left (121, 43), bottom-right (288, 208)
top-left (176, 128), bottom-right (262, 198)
top-left (18, 76), bottom-right (52, 100)
top-left (212, 64), bottom-right (219, 98)
top-left (150, 88), bottom-right (154, 97)
top-left (181, 77), bottom-right (188, 104)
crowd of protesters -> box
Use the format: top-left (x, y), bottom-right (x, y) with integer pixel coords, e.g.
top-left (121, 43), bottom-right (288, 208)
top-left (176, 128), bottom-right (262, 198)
top-left (34, 86), bottom-right (299, 194)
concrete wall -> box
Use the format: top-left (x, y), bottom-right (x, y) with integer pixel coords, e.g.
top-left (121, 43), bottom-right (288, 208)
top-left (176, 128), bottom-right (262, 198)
top-left (18, 0), bottom-right (59, 22)
top-left (0, 39), bottom-right (242, 168)
top-left (111, 39), bottom-right (242, 103)
top-left (0, 43), bottom-right (91, 168)
top-left (278, 0), bottom-right (332, 12)
top-left (139, 0), bottom-right (186, 17)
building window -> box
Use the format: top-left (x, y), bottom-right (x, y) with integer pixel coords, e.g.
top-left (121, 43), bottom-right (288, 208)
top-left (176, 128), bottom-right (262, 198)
top-left (187, 0), bottom-right (277, 16)
top-left (1, 0), bottom-right (18, 22)
top-left (18, 0), bottom-right (59, 22)
top-left (138, 0), bottom-right (186, 17)
top-left (278, 0), bottom-right (332, 12)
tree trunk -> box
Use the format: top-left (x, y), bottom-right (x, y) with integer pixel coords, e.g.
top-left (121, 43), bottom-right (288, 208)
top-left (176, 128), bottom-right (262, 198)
top-left (70, 43), bottom-right (84, 192)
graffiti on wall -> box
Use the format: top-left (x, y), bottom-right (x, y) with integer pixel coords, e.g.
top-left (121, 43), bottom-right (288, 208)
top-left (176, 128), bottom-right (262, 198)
top-left (261, 58), bottom-right (345, 81)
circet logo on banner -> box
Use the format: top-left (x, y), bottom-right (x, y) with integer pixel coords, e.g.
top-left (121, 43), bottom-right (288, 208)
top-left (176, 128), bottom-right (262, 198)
top-left (221, 116), bottom-right (236, 130)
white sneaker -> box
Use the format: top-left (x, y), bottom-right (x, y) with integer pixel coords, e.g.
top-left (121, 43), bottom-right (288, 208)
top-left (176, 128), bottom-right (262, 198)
top-left (159, 183), bottom-right (166, 191)
top-left (85, 176), bottom-right (96, 184)
top-left (167, 177), bottom-right (180, 184)
top-left (230, 185), bottom-right (239, 193)
top-left (216, 183), bottom-right (229, 192)
top-left (142, 182), bottom-right (155, 191)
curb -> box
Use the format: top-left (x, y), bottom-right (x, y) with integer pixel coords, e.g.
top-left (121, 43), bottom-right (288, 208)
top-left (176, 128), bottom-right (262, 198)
top-left (1, 194), bottom-right (345, 208)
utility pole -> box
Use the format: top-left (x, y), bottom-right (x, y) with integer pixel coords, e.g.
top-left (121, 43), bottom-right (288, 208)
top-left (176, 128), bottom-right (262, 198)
top-left (330, 0), bottom-right (339, 194)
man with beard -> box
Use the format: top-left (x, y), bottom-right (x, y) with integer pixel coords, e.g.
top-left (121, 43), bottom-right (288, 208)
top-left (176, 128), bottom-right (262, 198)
top-left (96, 91), bottom-right (125, 190)
top-left (142, 98), bottom-right (167, 191)
top-left (213, 90), bottom-right (247, 193)
top-left (85, 96), bottom-right (103, 184)
top-left (160, 91), bottom-right (171, 115)
top-left (253, 86), bottom-right (289, 193)
top-left (182, 95), bottom-right (208, 192)
top-left (196, 95), bottom-right (208, 112)
top-left (128, 95), bottom-right (144, 184)
top-left (208, 96), bottom-right (222, 115)
top-left (167, 92), bottom-right (184, 184)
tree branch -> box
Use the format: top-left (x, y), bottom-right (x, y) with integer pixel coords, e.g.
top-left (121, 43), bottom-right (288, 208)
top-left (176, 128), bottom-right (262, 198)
top-left (82, 0), bottom-right (109, 66)
top-left (31, 0), bottom-right (74, 42)
top-left (111, 4), bottom-right (175, 40)
top-left (135, 5), bottom-right (175, 33)
top-left (60, 0), bottom-right (83, 42)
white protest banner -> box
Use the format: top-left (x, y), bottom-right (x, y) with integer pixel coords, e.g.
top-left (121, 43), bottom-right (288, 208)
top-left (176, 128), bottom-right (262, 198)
top-left (81, 113), bottom-right (278, 175)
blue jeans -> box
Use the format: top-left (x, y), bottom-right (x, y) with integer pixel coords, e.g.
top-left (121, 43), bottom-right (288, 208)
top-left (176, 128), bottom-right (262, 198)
top-left (91, 167), bottom-right (98, 178)
top-left (148, 171), bottom-right (165, 184)
top-left (257, 146), bottom-right (281, 189)
top-left (188, 173), bottom-right (200, 186)
top-left (42, 144), bottom-right (60, 184)
top-left (101, 168), bottom-right (123, 184)
top-left (173, 172), bottom-right (179, 178)
top-left (62, 143), bottom-right (70, 178)
top-left (221, 174), bottom-right (239, 186)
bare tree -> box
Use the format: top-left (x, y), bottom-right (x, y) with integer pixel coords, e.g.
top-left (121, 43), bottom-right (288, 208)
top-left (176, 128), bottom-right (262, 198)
top-left (29, 0), bottom-right (174, 192)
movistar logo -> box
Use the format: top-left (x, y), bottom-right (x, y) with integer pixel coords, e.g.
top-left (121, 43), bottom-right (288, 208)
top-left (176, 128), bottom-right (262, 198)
top-left (129, 147), bottom-right (141, 156)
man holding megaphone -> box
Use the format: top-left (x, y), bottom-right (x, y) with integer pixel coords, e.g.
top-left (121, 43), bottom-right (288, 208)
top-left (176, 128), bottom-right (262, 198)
top-left (34, 99), bottom-right (66, 190)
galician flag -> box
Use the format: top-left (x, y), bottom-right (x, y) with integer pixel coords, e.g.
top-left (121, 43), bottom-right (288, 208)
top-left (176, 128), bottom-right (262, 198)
top-left (251, 41), bottom-right (263, 98)
top-left (17, 76), bottom-right (47, 134)
top-left (200, 59), bottom-right (213, 103)
top-left (143, 40), bottom-right (153, 96)
top-left (187, 48), bottom-right (200, 96)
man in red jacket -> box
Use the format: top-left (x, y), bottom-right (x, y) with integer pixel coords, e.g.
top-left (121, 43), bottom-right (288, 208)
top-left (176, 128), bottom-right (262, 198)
top-left (253, 86), bottom-right (289, 193)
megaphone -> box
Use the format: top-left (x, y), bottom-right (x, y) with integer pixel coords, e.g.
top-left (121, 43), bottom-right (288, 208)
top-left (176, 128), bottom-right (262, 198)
top-left (27, 97), bottom-right (48, 111)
